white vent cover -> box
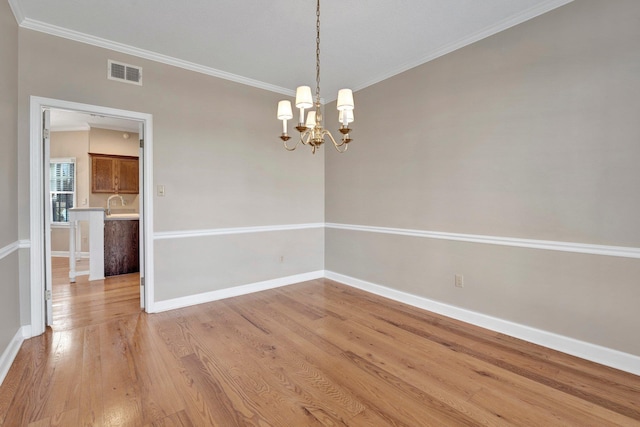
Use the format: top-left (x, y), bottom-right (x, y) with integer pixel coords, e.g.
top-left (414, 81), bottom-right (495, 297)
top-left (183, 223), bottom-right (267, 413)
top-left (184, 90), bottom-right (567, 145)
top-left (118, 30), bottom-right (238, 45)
top-left (107, 60), bottom-right (142, 85)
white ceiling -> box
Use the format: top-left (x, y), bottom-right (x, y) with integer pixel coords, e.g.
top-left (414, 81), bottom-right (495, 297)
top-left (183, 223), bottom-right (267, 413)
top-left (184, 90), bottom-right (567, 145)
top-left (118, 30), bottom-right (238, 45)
top-left (49, 109), bottom-right (140, 133)
top-left (11, 0), bottom-right (572, 100)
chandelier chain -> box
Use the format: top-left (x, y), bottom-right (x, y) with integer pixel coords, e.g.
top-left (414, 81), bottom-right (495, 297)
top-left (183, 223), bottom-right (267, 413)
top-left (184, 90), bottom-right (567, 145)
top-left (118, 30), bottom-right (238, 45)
top-left (315, 0), bottom-right (321, 106)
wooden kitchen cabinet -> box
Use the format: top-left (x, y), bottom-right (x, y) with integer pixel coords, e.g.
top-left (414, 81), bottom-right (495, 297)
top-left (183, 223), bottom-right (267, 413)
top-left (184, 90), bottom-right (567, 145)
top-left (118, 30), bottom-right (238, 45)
top-left (90, 153), bottom-right (139, 194)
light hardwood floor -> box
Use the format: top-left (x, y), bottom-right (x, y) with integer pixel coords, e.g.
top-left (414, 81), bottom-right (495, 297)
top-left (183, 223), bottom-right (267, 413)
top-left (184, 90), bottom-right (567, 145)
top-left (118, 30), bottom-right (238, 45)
top-left (0, 260), bottom-right (639, 426)
top-left (49, 257), bottom-right (142, 330)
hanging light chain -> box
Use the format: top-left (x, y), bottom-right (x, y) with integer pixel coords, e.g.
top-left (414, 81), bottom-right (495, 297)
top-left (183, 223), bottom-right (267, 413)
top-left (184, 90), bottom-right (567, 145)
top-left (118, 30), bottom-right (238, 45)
top-left (315, 0), bottom-right (321, 106)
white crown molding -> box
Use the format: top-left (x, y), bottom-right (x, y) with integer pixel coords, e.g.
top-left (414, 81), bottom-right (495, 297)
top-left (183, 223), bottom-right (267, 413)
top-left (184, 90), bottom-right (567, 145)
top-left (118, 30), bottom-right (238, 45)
top-left (326, 223), bottom-right (640, 259)
top-left (154, 223), bottom-right (324, 240)
top-left (7, 0), bottom-right (25, 25)
top-left (14, 1), bottom-right (573, 99)
top-left (352, 0), bottom-right (574, 93)
top-left (18, 18), bottom-right (295, 98)
top-left (151, 270), bottom-right (324, 313)
top-left (326, 271), bottom-right (640, 376)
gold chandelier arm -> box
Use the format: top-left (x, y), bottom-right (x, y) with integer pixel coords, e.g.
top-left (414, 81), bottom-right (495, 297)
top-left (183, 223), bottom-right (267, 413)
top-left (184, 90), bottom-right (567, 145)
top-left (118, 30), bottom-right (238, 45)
top-left (323, 129), bottom-right (350, 153)
top-left (301, 130), bottom-right (313, 146)
top-left (283, 137), bottom-right (301, 151)
top-left (283, 130), bottom-right (314, 151)
top-left (335, 142), bottom-right (349, 153)
top-left (324, 129), bottom-right (337, 146)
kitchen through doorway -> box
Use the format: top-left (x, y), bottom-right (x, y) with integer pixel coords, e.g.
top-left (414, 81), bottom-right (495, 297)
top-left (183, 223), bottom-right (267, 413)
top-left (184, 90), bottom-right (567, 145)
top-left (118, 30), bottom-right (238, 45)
top-left (29, 97), bottom-right (154, 336)
top-left (41, 103), bottom-right (150, 330)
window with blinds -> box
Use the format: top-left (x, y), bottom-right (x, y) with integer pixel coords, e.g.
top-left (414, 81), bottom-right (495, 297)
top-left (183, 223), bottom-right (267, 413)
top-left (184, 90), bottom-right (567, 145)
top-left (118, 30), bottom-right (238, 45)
top-left (50, 158), bottom-right (76, 223)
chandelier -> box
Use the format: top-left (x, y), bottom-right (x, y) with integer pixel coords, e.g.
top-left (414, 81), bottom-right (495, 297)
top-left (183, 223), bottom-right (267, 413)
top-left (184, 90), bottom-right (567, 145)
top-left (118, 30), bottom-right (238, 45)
top-left (276, 0), bottom-right (355, 154)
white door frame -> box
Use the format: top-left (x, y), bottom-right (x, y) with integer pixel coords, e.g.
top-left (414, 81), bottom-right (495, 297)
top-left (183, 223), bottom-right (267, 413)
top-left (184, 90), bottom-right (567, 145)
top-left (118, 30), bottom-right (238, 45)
top-left (29, 96), bottom-right (155, 336)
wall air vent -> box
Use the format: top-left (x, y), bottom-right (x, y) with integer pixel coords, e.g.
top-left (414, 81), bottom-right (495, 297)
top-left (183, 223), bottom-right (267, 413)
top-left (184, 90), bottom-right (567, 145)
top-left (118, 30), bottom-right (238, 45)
top-left (107, 60), bottom-right (142, 85)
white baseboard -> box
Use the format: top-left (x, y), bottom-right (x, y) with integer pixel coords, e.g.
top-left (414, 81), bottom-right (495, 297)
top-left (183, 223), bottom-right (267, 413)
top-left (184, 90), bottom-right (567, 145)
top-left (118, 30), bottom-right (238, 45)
top-left (0, 326), bottom-right (29, 387)
top-left (151, 270), bottom-right (325, 313)
top-left (325, 271), bottom-right (640, 376)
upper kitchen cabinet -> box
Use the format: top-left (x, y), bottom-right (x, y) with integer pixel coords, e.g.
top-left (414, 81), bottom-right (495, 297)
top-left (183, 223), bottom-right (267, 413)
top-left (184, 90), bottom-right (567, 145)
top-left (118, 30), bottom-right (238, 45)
top-left (90, 153), bottom-right (139, 194)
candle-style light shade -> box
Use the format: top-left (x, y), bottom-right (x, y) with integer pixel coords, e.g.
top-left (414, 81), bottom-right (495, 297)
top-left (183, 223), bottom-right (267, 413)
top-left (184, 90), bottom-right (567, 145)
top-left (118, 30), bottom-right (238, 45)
top-left (295, 86), bottom-right (313, 109)
top-left (305, 110), bottom-right (317, 128)
top-left (339, 109), bottom-right (354, 124)
top-left (277, 100), bottom-right (293, 120)
top-left (336, 89), bottom-right (354, 111)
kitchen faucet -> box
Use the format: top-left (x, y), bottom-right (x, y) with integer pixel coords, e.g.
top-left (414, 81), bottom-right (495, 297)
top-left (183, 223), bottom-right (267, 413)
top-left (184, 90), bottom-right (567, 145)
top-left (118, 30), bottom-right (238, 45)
top-left (107, 194), bottom-right (126, 215)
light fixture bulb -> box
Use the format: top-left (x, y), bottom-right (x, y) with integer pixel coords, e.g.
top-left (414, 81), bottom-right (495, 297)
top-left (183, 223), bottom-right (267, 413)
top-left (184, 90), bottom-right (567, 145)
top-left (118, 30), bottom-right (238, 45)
top-left (339, 110), bottom-right (354, 125)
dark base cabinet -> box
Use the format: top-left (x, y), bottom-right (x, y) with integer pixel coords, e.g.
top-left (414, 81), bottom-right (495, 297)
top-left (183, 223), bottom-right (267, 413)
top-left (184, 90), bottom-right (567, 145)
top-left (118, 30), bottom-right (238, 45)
top-left (104, 220), bottom-right (139, 276)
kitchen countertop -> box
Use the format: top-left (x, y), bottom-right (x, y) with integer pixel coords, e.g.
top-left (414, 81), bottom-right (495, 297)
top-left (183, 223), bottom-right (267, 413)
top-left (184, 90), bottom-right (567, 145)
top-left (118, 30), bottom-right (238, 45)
top-left (105, 213), bottom-right (140, 220)
top-left (69, 207), bottom-right (106, 212)
top-left (70, 207), bottom-right (139, 220)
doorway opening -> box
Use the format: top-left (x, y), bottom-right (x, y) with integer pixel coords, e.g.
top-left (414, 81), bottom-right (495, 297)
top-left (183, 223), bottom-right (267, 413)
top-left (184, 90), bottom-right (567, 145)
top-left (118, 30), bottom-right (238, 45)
top-left (29, 97), bottom-right (154, 336)
top-left (48, 110), bottom-right (141, 329)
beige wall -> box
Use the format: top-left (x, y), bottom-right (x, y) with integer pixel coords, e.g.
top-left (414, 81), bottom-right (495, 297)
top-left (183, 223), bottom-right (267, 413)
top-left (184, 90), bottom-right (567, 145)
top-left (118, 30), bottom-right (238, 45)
top-left (325, 1), bottom-right (640, 356)
top-left (0, 1), bottom-right (21, 357)
top-left (155, 228), bottom-right (324, 301)
top-left (17, 27), bottom-right (324, 313)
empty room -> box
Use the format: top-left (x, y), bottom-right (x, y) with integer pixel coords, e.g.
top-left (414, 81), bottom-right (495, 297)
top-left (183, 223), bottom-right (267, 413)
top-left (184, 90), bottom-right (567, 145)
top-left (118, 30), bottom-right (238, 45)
top-left (0, 0), bottom-right (639, 425)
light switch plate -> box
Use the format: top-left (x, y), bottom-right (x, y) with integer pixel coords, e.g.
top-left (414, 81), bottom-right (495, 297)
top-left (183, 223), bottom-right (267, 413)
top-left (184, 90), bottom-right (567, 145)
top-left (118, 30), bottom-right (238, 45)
top-left (455, 274), bottom-right (464, 288)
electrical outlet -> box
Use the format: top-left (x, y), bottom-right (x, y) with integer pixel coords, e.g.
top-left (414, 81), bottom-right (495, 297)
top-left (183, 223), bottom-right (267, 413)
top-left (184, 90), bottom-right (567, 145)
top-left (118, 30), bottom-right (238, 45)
top-left (455, 274), bottom-right (464, 288)
top-left (280, 255), bottom-right (284, 263)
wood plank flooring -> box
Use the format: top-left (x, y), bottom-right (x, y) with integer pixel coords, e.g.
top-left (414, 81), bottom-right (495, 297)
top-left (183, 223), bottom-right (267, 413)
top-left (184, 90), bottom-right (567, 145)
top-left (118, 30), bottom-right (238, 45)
top-left (49, 257), bottom-right (141, 330)
top-left (1, 264), bottom-right (639, 426)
